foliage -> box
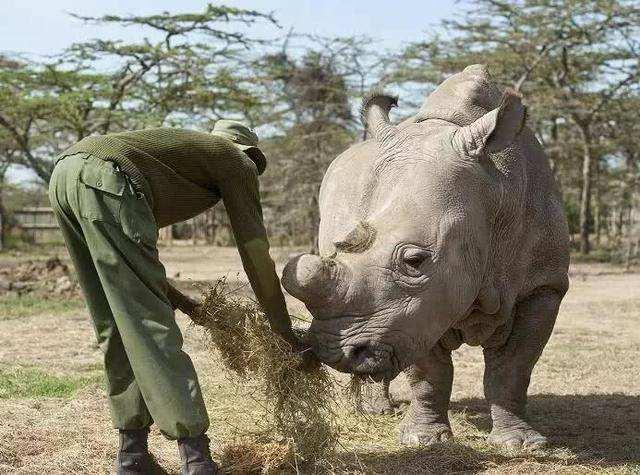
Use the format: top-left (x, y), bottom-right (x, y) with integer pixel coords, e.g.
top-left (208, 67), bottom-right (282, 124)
top-left (392, 0), bottom-right (640, 255)
top-left (1, 1), bottom-right (639, 258)
top-left (0, 4), bottom-right (279, 183)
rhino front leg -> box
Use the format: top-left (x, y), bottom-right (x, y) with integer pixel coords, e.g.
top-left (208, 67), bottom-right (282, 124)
top-left (483, 290), bottom-right (562, 450)
top-left (398, 344), bottom-right (454, 446)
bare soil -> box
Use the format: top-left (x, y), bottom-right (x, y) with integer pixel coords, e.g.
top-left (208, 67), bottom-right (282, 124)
top-left (0, 245), bottom-right (638, 474)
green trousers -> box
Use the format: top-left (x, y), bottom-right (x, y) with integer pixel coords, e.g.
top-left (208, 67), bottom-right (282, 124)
top-left (49, 152), bottom-right (209, 439)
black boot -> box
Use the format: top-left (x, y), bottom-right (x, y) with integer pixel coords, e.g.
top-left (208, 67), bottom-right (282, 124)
top-left (178, 434), bottom-right (218, 475)
top-left (115, 428), bottom-right (151, 474)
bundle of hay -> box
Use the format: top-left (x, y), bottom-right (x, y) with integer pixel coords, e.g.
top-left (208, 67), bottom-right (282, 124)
top-left (190, 279), bottom-right (338, 472)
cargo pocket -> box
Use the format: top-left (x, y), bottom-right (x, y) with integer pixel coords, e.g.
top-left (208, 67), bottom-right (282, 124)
top-left (78, 160), bottom-right (126, 224)
top-left (120, 184), bottom-right (159, 250)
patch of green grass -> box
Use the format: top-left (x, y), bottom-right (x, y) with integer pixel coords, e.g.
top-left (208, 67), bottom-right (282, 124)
top-left (0, 367), bottom-right (102, 399)
top-left (0, 294), bottom-right (84, 320)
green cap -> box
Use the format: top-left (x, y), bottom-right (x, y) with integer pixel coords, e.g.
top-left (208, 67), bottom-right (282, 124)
top-left (211, 119), bottom-right (267, 174)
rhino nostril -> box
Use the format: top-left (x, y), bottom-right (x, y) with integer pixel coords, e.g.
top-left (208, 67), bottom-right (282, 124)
top-left (350, 344), bottom-right (373, 364)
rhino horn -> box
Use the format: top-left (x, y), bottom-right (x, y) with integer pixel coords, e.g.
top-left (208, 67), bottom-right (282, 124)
top-left (282, 254), bottom-right (344, 307)
top-left (452, 88), bottom-right (527, 158)
top-left (360, 89), bottom-right (399, 141)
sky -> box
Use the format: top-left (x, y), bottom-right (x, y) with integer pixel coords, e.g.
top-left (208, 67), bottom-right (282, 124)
top-left (1, 0), bottom-right (457, 183)
top-left (1, 0), bottom-right (456, 58)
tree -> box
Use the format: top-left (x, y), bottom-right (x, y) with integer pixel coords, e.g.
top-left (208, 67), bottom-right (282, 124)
top-left (0, 4), bottom-right (279, 185)
top-left (392, 0), bottom-right (640, 254)
top-left (254, 35), bottom-right (380, 250)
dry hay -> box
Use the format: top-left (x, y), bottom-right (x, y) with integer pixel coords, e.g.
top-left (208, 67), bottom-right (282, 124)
top-left (219, 441), bottom-right (295, 474)
top-left (348, 375), bottom-right (367, 413)
top-left (347, 374), bottom-right (389, 415)
top-left (190, 278), bottom-right (339, 473)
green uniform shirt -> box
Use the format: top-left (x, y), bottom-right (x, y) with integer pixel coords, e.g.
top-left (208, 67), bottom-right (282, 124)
top-left (58, 128), bottom-right (291, 333)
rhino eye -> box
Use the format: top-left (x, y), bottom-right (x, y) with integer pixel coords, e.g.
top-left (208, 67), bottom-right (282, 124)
top-left (401, 247), bottom-right (432, 275)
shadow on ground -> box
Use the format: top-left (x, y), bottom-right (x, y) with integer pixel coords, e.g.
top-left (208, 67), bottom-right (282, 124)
top-left (341, 393), bottom-right (639, 474)
top-left (451, 393), bottom-right (640, 466)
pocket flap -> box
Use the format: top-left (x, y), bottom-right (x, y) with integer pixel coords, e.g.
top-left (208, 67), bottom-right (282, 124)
top-left (80, 162), bottom-right (126, 196)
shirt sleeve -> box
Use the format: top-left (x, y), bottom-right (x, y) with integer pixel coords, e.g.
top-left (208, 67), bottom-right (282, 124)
top-left (212, 151), bottom-right (292, 335)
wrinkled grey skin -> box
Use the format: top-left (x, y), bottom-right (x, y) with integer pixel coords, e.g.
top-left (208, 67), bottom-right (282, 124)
top-left (282, 65), bottom-right (569, 450)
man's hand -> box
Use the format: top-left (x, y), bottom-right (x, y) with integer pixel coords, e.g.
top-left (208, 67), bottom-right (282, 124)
top-left (280, 329), bottom-right (321, 373)
top-left (166, 282), bottom-right (201, 320)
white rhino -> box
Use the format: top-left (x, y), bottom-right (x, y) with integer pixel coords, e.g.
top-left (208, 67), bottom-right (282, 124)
top-left (282, 65), bottom-right (569, 449)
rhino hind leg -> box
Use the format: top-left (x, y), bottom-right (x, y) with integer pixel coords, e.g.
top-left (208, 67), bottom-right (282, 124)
top-left (398, 344), bottom-right (454, 446)
top-left (483, 290), bottom-right (562, 451)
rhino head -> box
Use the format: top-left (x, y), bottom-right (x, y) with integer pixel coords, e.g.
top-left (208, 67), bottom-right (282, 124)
top-left (282, 66), bottom-right (528, 381)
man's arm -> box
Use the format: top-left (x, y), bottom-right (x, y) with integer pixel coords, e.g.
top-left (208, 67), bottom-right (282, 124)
top-left (166, 281), bottom-right (200, 318)
top-left (216, 153), bottom-right (296, 343)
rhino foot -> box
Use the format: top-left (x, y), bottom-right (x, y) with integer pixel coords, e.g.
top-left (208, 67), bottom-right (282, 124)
top-left (487, 426), bottom-right (548, 451)
top-left (398, 418), bottom-right (453, 446)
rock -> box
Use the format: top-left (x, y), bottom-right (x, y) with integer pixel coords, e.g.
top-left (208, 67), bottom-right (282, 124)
top-left (0, 276), bottom-right (10, 292)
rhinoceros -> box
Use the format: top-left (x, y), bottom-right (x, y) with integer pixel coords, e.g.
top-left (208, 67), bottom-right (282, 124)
top-left (282, 65), bottom-right (570, 449)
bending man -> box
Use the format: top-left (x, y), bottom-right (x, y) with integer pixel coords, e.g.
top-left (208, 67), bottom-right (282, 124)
top-left (49, 121), bottom-right (305, 475)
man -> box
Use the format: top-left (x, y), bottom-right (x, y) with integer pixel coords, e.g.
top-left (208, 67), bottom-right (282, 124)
top-left (48, 121), bottom-right (306, 475)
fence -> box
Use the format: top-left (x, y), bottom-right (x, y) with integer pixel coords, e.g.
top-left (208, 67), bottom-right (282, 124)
top-left (13, 207), bottom-right (61, 244)
top-left (9, 207), bottom-right (211, 245)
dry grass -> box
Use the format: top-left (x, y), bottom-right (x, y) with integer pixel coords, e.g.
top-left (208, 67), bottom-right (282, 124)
top-left (219, 442), bottom-right (295, 474)
top-left (192, 279), bottom-right (338, 472)
top-left (0, 247), bottom-right (638, 474)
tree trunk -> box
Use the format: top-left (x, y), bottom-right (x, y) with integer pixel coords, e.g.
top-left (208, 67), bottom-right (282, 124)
top-left (205, 209), bottom-right (218, 245)
top-left (0, 170), bottom-right (6, 251)
top-left (0, 189), bottom-right (4, 251)
top-left (191, 217), bottom-right (197, 245)
top-left (578, 123), bottom-right (593, 254)
top-left (594, 161), bottom-right (601, 247)
top-left (625, 207), bottom-right (637, 271)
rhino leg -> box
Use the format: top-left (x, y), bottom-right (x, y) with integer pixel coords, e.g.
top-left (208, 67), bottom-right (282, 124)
top-left (398, 344), bottom-right (454, 446)
top-left (483, 290), bottom-right (562, 451)
top-left (358, 379), bottom-right (395, 415)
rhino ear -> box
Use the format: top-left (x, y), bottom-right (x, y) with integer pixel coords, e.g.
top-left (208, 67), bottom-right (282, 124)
top-left (452, 88), bottom-right (526, 159)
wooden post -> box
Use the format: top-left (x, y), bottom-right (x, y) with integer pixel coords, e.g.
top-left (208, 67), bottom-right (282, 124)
top-left (159, 225), bottom-right (173, 245)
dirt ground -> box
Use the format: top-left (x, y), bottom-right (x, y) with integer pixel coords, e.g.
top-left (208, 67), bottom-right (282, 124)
top-left (0, 245), bottom-right (638, 474)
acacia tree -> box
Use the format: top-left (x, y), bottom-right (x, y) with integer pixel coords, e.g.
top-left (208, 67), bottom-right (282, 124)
top-left (254, 35), bottom-right (381, 250)
top-left (0, 132), bottom-right (16, 250)
top-left (392, 0), bottom-right (640, 254)
top-left (603, 93), bottom-right (640, 263)
top-left (0, 4), bottom-right (278, 185)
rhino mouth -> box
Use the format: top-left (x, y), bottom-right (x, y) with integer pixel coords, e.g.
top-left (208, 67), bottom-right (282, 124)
top-left (304, 315), bottom-right (409, 380)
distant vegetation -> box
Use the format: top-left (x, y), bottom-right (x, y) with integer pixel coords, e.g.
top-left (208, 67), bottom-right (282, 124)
top-left (1, 1), bottom-right (638, 262)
